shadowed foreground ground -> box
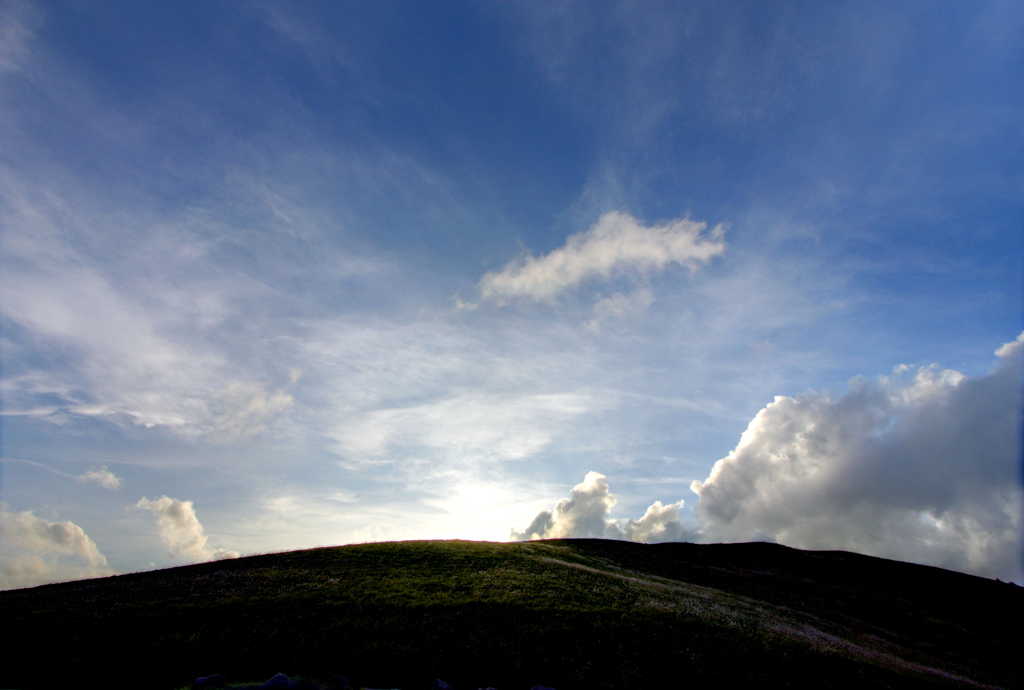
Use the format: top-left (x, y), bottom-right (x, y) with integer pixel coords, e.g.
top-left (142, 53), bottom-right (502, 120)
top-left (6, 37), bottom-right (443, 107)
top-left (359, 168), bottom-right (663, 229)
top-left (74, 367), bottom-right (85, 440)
top-left (1, 539), bottom-right (1019, 689)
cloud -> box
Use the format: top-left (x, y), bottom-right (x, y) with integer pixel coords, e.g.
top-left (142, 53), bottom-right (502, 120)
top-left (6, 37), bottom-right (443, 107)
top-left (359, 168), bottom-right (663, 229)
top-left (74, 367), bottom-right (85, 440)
top-left (0, 203), bottom-right (292, 440)
top-left (134, 496), bottom-right (239, 562)
top-left (0, 160), bottom-right (308, 441)
top-left (691, 332), bottom-right (1024, 581)
top-left (75, 466), bottom-right (122, 490)
top-left (211, 382), bottom-right (294, 440)
top-left (0, 506), bottom-right (113, 590)
top-left (0, 507), bottom-right (108, 566)
top-left (478, 211), bottom-right (726, 304)
top-left (584, 288), bottom-right (654, 332)
top-left (510, 334), bottom-right (1023, 581)
top-left (511, 471), bottom-right (621, 540)
top-left (0, 252), bottom-right (223, 432)
top-left (329, 391), bottom-right (595, 469)
top-left (511, 471), bottom-right (695, 543)
top-left (0, 0), bottom-right (41, 74)
top-left (620, 499), bottom-right (694, 543)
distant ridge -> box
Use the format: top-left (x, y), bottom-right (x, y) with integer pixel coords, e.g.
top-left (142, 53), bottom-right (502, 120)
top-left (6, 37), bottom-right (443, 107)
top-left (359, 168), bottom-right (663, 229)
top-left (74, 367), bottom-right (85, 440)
top-left (1, 539), bottom-right (1019, 690)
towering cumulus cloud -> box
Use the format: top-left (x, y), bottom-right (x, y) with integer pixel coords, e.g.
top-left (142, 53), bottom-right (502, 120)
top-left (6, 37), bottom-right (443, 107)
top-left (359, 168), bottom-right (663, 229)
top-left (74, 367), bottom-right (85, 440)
top-left (135, 496), bottom-right (239, 562)
top-left (478, 211), bottom-right (725, 304)
top-left (511, 471), bottom-right (694, 543)
top-left (691, 333), bottom-right (1024, 580)
top-left (0, 507), bottom-right (112, 590)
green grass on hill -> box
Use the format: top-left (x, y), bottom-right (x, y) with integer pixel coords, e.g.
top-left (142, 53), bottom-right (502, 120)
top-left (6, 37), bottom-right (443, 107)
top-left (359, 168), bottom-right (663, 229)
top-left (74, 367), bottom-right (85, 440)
top-left (1, 539), bottom-right (1019, 690)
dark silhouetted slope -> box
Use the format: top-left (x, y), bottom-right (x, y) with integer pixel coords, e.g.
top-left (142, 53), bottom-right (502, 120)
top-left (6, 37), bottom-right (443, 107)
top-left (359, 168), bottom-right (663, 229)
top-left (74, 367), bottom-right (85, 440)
top-left (1, 539), bottom-right (1019, 689)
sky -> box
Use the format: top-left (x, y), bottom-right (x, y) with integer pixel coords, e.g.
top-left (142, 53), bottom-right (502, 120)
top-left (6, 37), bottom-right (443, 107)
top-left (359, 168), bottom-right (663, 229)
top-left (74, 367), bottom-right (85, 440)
top-left (1, 0), bottom-right (1021, 590)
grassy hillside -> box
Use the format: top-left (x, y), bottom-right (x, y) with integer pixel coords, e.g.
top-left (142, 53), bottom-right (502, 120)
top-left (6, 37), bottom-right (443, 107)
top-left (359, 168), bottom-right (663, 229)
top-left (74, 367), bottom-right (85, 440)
top-left (1, 539), bottom-right (1019, 689)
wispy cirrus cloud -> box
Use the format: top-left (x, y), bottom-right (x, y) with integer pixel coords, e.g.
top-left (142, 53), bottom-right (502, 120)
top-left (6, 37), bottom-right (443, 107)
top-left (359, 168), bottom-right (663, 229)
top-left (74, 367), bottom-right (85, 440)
top-left (584, 288), bottom-right (655, 332)
top-left (0, 0), bottom-right (40, 74)
top-left (210, 382), bottom-right (294, 441)
top-left (328, 391), bottom-right (596, 469)
top-left (0, 164), bottom-right (304, 440)
top-left (301, 315), bottom-right (608, 486)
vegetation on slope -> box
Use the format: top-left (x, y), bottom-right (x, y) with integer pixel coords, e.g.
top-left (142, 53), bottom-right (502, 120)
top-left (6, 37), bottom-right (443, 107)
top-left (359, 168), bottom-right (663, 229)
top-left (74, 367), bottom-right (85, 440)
top-left (1, 539), bottom-right (1019, 690)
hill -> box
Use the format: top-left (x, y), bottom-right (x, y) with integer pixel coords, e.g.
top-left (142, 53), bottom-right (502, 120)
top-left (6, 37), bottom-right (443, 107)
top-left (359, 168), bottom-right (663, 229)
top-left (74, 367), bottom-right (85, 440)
top-left (0, 539), bottom-right (1019, 689)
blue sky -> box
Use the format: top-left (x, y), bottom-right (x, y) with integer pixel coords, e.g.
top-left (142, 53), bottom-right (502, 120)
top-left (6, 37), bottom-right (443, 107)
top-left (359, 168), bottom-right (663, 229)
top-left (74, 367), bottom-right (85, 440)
top-left (1, 0), bottom-right (1021, 588)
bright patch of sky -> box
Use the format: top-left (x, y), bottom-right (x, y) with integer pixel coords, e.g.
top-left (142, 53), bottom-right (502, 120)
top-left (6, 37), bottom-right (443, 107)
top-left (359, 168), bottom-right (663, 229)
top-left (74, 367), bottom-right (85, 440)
top-left (1, 1), bottom-right (1021, 588)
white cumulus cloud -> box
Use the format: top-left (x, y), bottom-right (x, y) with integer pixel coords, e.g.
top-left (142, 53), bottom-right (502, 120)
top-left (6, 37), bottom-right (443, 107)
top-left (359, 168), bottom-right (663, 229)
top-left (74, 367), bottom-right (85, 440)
top-left (510, 471), bottom-right (695, 543)
top-left (75, 466), bottom-right (122, 490)
top-left (478, 211), bottom-right (726, 304)
top-left (691, 332), bottom-right (1024, 581)
top-left (0, 506), bottom-right (113, 590)
top-left (134, 496), bottom-right (239, 562)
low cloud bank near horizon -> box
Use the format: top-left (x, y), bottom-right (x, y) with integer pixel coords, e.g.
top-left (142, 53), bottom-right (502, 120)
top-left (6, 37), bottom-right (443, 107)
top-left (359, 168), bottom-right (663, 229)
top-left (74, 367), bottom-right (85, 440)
top-left (0, 506), bottom-right (113, 590)
top-left (135, 496), bottom-right (239, 563)
top-left (514, 333), bottom-right (1024, 582)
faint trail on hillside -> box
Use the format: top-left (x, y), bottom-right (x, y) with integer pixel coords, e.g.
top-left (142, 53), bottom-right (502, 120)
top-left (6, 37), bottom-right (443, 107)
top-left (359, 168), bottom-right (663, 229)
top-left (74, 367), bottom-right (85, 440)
top-left (536, 554), bottom-right (996, 688)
